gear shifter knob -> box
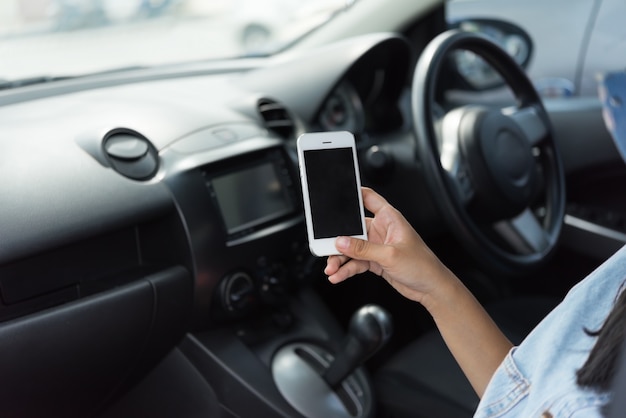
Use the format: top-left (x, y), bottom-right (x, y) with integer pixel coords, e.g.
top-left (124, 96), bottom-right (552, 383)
top-left (323, 304), bottom-right (393, 388)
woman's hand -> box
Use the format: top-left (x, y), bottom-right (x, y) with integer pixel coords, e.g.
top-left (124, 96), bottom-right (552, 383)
top-left (324, 187), bottom-right (457, 306)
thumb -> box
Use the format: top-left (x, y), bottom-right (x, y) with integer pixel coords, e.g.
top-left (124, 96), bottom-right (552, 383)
top-left (335, 236), bottom-right (383, 263)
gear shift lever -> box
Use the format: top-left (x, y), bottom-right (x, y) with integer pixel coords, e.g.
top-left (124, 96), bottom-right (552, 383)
top-left (323, 304), bottom-right (393, 388)
top-left (272, 304), bottom-right (391, 417)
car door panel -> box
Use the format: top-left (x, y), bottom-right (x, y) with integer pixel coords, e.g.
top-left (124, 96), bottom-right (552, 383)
top-left (546, 97), bottom-right (626, 261)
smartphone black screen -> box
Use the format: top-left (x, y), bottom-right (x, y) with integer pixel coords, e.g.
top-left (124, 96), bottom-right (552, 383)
top-left (303, 147), bottom-right (363, 239)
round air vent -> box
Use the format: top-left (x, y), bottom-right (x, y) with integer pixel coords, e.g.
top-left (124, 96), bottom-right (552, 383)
top-left (257, 98), bottom-right (295, 140)
top-left (103, 129), bottom-right (159, 180)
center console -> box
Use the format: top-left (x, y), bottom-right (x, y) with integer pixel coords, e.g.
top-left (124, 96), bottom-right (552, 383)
top-left (161, 131), bottom-right (391, 417)
top-left (181, 294), bottom-right (391, 418)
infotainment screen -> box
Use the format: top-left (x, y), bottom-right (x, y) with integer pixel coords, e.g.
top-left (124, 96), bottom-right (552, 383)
top-left (211, 160), bottom-right (296, 235)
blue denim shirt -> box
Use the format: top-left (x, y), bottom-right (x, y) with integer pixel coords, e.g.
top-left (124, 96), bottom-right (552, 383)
top-left (475, 245), bottom-right (626, 417)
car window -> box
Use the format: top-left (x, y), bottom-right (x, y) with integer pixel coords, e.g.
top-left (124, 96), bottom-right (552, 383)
top-left (0, 0), bottom-right (353, 83)
top-left (446, 0), bottom-right (626, 98)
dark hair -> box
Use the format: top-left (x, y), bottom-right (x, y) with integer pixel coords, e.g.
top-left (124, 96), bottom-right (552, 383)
top-left (576, 287), bottom-right (626, 391)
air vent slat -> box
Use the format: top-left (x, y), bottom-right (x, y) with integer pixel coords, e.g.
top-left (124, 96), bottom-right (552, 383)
top-left (258, 98), bottom-right (295, 140)
top-left (266, 121), bottom-right (294, 128)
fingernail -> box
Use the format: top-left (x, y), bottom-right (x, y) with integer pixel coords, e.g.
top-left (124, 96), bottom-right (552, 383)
top-left (336, 236), bottom-right (349, 250)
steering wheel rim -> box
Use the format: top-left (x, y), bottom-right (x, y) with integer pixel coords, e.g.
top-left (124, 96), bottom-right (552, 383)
top-left (412, 29), bottom-right (565, 274)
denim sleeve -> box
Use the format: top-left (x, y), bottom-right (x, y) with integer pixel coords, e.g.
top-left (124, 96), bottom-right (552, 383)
top-left (474, 245), bottom-right (626, 417)
top-left (473, 349), bottom-right (529, 417)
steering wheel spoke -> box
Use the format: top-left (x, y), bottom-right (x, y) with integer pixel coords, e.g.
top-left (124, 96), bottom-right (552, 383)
top-left (439, 108), bottom-right (475, 205)
top-left (504, 106), bottom-right (549, 147)
top-left (493, 209), bottom-right (550, 254)
top-left (441, 163), bottom-right (474, 206)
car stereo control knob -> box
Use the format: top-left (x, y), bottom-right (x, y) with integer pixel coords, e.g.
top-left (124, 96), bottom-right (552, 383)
top-left (220, 271), bottom-right (256, 314)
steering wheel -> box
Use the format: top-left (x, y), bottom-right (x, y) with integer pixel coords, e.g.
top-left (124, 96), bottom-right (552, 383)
top-left (412, 30), bottom-right (565, 274)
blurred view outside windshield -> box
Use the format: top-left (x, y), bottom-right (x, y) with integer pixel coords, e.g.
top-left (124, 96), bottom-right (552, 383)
top-left (0, 0), bottom-right (350, 81)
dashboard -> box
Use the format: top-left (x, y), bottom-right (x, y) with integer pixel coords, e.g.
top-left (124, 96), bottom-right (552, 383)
top-left (0, 32), bottom-right (414, 417)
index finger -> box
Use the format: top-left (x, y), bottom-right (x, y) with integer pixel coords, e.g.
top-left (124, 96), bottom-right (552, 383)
top-left (324, 254), bottom-right (350, 276)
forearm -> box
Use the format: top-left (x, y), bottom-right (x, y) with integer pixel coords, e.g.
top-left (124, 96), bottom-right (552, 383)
top-left (422, 273), bottom-right (513, 398)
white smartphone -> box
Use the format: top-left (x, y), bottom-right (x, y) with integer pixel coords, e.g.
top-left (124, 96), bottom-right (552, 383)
top-left (297, 131), bottom-right (368, 256)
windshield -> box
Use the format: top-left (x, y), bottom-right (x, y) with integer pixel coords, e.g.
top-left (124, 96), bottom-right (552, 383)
top-left (0, 0), bottom-right (353, 82)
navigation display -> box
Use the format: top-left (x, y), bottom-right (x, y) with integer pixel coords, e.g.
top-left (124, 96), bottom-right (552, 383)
top-left (212, 161), bottom-right (295, 234)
